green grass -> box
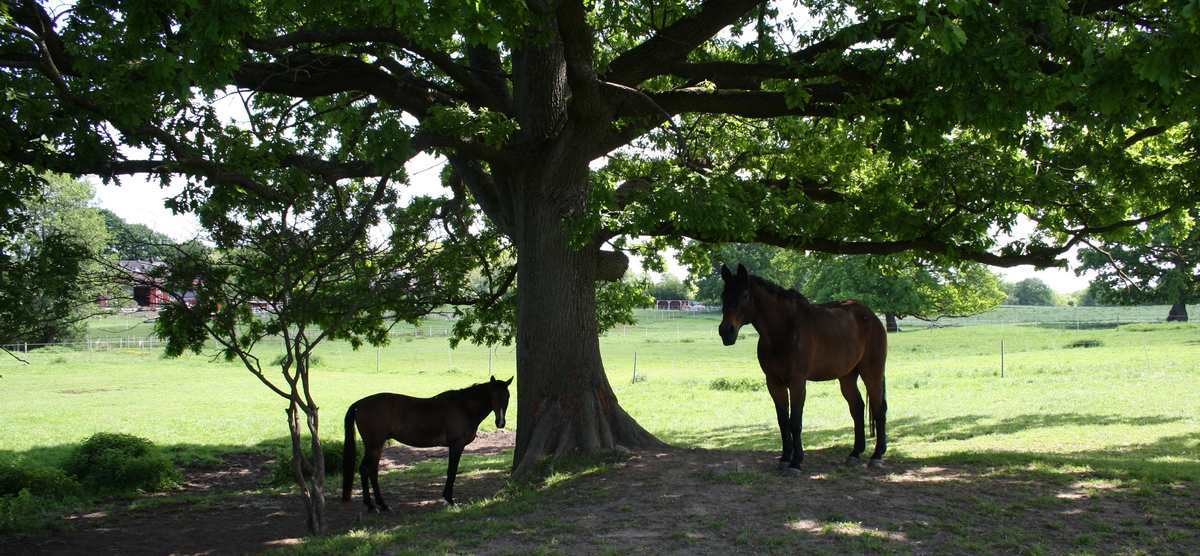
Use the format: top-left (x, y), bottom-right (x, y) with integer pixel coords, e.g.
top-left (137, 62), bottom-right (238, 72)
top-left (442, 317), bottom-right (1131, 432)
top-left (1, 309), bottom-right (1198, 549)
top-left (3, 311), bottom-right (1198, 476)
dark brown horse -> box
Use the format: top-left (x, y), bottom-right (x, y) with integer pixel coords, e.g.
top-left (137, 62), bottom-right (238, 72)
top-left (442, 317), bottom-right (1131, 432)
top-left (342, 376), bottom-right (512, 512)
top-left (718, 264), bottom-right (888, 471)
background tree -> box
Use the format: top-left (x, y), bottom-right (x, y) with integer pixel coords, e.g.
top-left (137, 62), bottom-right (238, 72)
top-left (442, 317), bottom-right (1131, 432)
top-left (648, 274), bottom-right (692, 302)
top-left (98, 209), bottom-right (176, 261)
top-left (132, 173), bottom-right (501, 533)
top-left (0, 174), bottom-right (109, 350)
top-left (1006, 277), bottom-right (1055, 306)
top-left (687, 243), bottom-right (1004, 331)
top-left (4, 1), bottom-right (1198, 477)
top-left (1077, 210), bottom-right (1200, 321)
top-left (803, 255), bottom-right (1005, 332)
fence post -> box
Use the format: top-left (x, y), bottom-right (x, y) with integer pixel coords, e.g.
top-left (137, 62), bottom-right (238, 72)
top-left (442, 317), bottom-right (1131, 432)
top-left (1000, 339), bottom-right (1005, 378)
top-left (632, 351), bottom-right (638, 384)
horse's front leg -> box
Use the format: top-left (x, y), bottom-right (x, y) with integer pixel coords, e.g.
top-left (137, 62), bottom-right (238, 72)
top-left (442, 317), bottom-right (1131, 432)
top-left (442, 442), bottom-right (464, 505)
top-left (786, 377), bottom-right (808, 472)
top-left (766, 377), bottom-right (791, 468)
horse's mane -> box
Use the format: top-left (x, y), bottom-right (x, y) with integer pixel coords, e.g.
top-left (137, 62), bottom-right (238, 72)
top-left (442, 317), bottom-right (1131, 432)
top-left (434, 381), bottom-right (491, 401)
top-left (750, 275), bottom-right (811, 305)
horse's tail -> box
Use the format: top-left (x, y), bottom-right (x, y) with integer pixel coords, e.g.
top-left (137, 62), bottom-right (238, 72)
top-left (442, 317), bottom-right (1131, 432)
top-left (342, 401), bottom-right (359, 502)
top-left (867, 388), bottom-right (876, 438)
top-left (866, 377), bottom-right (886, 438)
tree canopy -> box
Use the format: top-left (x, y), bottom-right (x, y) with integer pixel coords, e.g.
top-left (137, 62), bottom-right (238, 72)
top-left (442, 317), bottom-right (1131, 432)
top-left (98, 209), bottom-right (176, 261)
top-left (1005, 277), bottom-right (1056, 306)
top-left (688, 243), bottom-right (1005, 326)
top-left (0, 174), bottom-right (108, 347)
top-left (4, 0), bottom-right (1198, 479)
top-left (1077, 208), bottom-right (1199, 320)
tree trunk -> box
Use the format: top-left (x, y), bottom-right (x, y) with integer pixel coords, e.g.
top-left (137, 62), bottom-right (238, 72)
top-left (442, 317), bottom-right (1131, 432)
top-left (1167, 302), bottom-right (1188, 322)
top-left (509, 196), bottom-right (663, 480)
top-left (885, 313), bottom-right (901, 333)
top-left (286, 397), bottom-right (326, 534)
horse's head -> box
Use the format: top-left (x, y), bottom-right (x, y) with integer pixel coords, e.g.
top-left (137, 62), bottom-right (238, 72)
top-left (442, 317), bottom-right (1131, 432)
top-left (718, 263), bottom-right (753, 346)
top-left (488, 375), bottom-right (513, 428)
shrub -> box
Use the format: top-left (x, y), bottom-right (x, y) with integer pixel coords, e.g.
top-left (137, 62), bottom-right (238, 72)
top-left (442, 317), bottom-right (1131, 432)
top-left (709, 377), bottom-right (764, 392)
top-left (1065, 339), bottom-right (1104, 349)
top-left (63, 433), bottom-right (178, 493)
top-left (268, 439), bottom-right (361, 486)
top-left (0, 461), bottom-right (80, 498)
top-left (0, 490), bottom-right (52, 533)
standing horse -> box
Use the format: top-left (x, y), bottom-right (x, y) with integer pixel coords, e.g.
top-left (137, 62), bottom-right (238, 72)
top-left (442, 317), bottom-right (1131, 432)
top-left (718, 264), bottom-right (888, 470)
top-left (342, 376), bottom-right (512, 512)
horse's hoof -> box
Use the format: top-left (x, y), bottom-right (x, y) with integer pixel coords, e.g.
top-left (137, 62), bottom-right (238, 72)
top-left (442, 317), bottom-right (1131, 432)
top-left (844, 456), bottom-right (863, 467)
top-left (868, 458), bottom-right (885, 469)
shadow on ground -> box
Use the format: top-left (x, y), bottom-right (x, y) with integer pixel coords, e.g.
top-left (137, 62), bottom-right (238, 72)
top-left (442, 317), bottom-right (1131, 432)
top-left (2, 414), bottom-right (1198, 555)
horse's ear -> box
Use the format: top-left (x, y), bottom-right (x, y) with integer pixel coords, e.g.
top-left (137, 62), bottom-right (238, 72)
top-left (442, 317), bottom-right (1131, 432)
top-left (736, 263), bottom-right (748, 281)
top-left (720, 264), bottom-right (732, 282)
top-left (490, 375), bottom-right (496, 383)
top-left (505, 376), bottom-right (513, 386)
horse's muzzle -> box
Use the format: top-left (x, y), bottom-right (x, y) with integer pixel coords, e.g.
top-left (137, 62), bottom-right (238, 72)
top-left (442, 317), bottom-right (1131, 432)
top-left (719, 323), bottom-right (737, 346)
top-left (495, 412), bottom-right (506, 429)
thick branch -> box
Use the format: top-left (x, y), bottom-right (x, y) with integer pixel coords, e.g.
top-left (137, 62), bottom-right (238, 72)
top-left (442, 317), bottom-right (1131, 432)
top-left (604, 0), bottom-right (764, 86)
top-left (245, 28), bottom-right (509, 112)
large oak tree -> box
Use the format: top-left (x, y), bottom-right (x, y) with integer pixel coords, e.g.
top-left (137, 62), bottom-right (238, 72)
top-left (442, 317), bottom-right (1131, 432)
top-left (3, 0), bottom-right (1198, 478)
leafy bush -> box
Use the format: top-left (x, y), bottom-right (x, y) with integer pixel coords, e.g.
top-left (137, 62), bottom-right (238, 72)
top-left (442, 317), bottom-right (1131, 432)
top-left (1065, 339), bottom-right (1104, 348)
top-left (0, 461), bottom-right (80, 498)
top-left (709, 377), bottom-right (764, 392)
top-left (0, 490), bottom-right (54, 533)
top-left (63, 433), bottom-right (178, 493)
top-left (269, 439), bottom-right (361, 486)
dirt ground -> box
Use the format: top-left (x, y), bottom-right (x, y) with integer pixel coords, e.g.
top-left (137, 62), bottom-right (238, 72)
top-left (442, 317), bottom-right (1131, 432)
top-left (0, 432), bottom-right (516, 555)
top-left (2, 433), bottom-right (1197, 555)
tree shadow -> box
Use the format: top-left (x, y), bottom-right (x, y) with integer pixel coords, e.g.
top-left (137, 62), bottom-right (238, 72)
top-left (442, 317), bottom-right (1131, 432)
top-left (659, 412), bottom-right (1195, 482)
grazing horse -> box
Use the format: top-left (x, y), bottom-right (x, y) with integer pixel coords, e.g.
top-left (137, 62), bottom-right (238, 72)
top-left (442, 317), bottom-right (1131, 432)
top-left (718, 264), bottom-right (888, 470)
top-left (342, 376), bottom-right (512, 512)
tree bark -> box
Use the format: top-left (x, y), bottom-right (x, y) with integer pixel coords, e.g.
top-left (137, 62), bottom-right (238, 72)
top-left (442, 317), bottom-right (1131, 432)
top-left (509, 187), bottom-right (663, 480)
top-left (885, 313), bottom-right (901, 333)
top-left (1167, 302), bottom-right (1188, 322)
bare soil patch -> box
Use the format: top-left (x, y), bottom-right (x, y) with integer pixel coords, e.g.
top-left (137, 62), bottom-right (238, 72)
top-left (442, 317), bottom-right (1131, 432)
top-left (3, 438), bottom-right (1197, 555)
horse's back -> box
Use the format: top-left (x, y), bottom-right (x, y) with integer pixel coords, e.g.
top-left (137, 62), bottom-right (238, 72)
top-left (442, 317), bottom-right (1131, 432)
top-left (353, 392), bottom-right (455, 448)
top-left (809, 299), bottom-right (886, 375)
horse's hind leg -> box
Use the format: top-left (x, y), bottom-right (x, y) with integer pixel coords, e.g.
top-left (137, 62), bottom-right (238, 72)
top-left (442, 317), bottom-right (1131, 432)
top-left (368, 447), bottom-right (389, 512)
top-left (442, 441), bottom-right (464, 505)
top-left (839, 371), bottom-right (866, 464)
top-left (863, 372), bottom-right (888, 466)
top-left (360, 442), bottom-right (386, 513)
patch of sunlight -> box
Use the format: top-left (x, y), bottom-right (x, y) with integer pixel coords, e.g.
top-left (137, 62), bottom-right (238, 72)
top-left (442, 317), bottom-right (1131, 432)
top-left (787, 519), bottom-right (907, 542)
top-left (1055, 478), bottom-right (1124, 500)
top-left (881, 466), bottom-right (966, 483)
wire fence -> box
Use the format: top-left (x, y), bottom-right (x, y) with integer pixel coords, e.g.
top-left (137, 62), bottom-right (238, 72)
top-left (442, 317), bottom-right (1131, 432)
top-left (3, 304), bottom-right (1193, 355)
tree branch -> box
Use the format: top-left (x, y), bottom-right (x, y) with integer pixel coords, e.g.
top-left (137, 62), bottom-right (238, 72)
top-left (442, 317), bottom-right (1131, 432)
top-left (604, 0), bottom-right (765, 86)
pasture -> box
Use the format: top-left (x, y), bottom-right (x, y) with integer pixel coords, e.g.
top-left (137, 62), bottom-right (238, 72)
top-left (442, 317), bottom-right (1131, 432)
top-left (1, 310), bottom-right (1198, 554)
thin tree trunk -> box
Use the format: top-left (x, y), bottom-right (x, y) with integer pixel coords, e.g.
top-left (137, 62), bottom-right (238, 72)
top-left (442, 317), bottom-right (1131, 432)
top-left (287, 396), bottom-right (326, 534)
top-left (510, 203), bottom-right (663, 480)
top-left (1167, 302), bottom-right (1188, 322)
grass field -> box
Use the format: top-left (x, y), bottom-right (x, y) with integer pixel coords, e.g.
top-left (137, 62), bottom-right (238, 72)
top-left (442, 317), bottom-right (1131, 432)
top-left (2, 309), bottom-right (1198, 553)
